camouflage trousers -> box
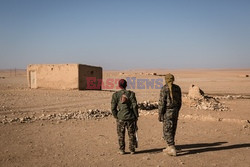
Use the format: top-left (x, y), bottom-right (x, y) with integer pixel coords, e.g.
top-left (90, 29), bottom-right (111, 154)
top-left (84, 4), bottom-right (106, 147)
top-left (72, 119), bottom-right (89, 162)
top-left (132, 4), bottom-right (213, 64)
top-left (163, 108), bottom-right (179, 146)
top-left (116, 119), bottom-right (137, 152)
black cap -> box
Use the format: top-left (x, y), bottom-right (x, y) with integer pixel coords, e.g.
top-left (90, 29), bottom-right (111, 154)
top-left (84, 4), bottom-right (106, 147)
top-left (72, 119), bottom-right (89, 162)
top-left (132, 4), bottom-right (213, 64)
top-left (119, 79), bottom-right (127, 89)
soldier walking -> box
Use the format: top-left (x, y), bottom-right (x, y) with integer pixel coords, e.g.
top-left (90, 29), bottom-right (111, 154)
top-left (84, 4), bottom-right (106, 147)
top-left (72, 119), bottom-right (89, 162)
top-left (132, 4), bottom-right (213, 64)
top-left (158, 74), bottom-right (182, 156)
top-left (111, 79), bottom-right (139, 155)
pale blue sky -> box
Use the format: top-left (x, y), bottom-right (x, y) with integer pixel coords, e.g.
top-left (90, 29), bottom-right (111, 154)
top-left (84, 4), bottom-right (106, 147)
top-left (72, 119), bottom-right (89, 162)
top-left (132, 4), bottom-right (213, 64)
top-left (0, 0), bottom-right (250, 70)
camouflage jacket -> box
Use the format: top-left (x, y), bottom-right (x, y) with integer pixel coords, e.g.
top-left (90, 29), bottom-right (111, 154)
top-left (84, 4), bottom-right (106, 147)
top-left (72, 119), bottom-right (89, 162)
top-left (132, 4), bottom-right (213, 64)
top-left (111, 89), bottom-right (139, 121)
top-left (158, 84), bottom-right (182, 115)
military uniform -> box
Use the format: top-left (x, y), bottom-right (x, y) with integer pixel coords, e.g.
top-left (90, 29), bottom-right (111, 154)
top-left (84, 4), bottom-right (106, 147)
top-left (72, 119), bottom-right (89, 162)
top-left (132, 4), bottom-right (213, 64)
top-left (158, 74), bottom-right (182, 156)
top-left (111, 89), bottom-right (139, 154)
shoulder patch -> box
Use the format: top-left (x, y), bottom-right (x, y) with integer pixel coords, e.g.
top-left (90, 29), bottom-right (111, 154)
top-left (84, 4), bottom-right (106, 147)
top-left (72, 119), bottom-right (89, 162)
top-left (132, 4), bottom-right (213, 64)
top-left (120, 94), bottom-right (128, 104)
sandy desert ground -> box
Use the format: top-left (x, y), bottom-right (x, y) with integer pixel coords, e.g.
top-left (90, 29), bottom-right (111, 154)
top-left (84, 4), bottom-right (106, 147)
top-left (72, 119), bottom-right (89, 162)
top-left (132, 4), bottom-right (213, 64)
top-left (0, 69), bottom-right (250, 167)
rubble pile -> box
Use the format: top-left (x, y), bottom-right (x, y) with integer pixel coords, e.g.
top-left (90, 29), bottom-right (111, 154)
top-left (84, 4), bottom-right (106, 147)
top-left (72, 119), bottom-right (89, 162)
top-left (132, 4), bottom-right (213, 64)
top-left (138, 101), bottom-right (158, 116)
top-left (186, 96), bottom-right (229, 111)
top-left (1, 116), bottom-right (33, 124)
top-left (1, 109), bottom-right (112, 124)
top-left (3, 85), bottom-right (242, 124)
top-left (1, 103), bottom-right (162, 124)
top-left (138, 101), bottom-right (158, 110)
top-left (214, 95), bottom-right (246, 100)
top-left (185, 85), bottom-right (229, 111)
top-left (87, 109), bottom-right (112, 119)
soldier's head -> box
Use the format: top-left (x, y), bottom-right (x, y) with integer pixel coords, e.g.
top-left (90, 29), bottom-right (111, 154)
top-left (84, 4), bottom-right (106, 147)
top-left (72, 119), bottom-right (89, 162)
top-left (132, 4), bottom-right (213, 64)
top-left (165, 73), bottom-right (175, 84)
top-left (119, 79), bottom-right (127, 89)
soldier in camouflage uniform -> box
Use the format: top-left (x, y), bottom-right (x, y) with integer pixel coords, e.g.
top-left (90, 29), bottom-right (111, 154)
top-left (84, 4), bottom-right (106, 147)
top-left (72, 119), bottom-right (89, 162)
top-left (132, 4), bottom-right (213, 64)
top-left (111, 79), bottom-right (139, 155)
top-left (158, 74), bottom-right (182, 156)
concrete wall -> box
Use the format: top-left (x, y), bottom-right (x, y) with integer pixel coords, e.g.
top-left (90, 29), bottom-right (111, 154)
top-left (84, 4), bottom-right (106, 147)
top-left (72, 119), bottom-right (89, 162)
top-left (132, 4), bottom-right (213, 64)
top-left (27, 64), bottom-right (79, 89)
top-left (27, 64), bottom-right (102, 90)
top-left (78, 64), bottom-right (102, 90)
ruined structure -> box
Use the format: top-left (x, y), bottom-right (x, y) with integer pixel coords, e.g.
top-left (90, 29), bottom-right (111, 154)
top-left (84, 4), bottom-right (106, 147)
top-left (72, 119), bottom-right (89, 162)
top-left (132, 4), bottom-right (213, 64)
top-left (184, 84), bottom-right (229, 111)
top-left (188, 84), bottom-right (205, 99)
top-left (27, 64), bottom-right (102, 90)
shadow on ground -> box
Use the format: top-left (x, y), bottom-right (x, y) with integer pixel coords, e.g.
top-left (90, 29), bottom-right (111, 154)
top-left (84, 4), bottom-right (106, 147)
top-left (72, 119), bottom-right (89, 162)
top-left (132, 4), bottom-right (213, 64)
top-left (135, 142), bottom-right (250, 156)
top-left (135, 148), bottom-right (165, 154)
top-left (176, 142), bottom-right (250, 156)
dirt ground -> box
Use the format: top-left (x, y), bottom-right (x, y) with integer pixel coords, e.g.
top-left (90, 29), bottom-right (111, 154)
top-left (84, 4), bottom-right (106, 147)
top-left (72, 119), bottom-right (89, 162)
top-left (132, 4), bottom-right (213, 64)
top-left (0, 69), bottom-right (250, 167)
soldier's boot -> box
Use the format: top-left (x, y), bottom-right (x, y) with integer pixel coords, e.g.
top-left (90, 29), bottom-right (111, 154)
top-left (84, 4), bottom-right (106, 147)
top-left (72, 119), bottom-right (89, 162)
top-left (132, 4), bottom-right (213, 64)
top-left (118, 150), bottom-right (125, 155)
top-left (163, 145), bottom-right (177, 156)
top-left (176, 147), bottom-right (182, 153)
top-left (130, 149), bottom-right (135, 155)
